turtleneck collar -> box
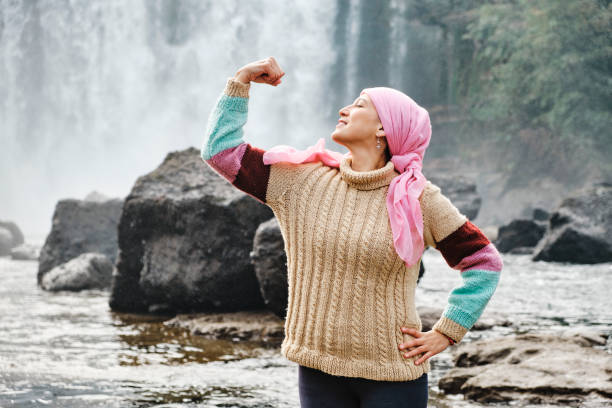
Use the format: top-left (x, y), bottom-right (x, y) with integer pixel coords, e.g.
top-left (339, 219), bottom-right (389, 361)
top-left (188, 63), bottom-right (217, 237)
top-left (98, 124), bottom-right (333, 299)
top-left (339, 156), bottom-right (399, 191)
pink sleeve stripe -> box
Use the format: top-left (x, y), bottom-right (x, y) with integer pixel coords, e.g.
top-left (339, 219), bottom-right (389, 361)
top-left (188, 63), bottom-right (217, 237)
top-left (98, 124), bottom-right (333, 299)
top-left (455, 243), bottom-right (503, 273)
top-left (204, 142), bottom-right (248, 183)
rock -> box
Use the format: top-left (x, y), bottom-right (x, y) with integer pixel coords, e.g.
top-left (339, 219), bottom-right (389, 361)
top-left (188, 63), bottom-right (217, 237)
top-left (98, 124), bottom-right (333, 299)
top-left (163, 310), bottom-right (285, 345)
top-left (0, 220), bottom-right (25, 248)
top-left (556, 327), bottom-right (608, 346)
top-left (250, 218), bottom-right (288, 319)
top-left (37, 197), bottom-right (124, 284)
top-left (532, 182), bottom-right (612, 264)
top-left (109, 147), bottom-right (273, 314)
top-left (0, 227), bottom-right (12, 256)
top-left (426, 175), bottom-right (481, 220)
top-left (10, 243), bottom-right (40, 260)
top-left (532, 207), bottom-right (549, 221)
top-left (40, 252), bottom-right (114, 291)
top-left (439, 330), bottom-right (612, 405)
top-left (495, 219), bottom-right (546, 253)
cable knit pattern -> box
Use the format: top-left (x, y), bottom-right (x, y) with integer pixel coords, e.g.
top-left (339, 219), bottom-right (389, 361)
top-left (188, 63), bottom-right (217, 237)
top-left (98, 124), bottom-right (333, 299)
top-left (200, 77), bottom-right (503, 381)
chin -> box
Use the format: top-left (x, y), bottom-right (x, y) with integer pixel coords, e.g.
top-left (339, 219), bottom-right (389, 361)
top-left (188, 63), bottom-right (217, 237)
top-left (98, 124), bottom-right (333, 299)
top-left (331, 131), bottom-right (348, 146)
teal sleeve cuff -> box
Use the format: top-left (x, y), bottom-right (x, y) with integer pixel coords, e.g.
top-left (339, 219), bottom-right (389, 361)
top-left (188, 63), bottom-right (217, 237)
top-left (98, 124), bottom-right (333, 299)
top-left (443, 269), bottom-right (500, 329)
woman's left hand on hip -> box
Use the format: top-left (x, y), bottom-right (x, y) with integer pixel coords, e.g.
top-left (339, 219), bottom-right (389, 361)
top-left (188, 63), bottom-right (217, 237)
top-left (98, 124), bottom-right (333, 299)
top-left (398, 327), bottom-right (451, 365)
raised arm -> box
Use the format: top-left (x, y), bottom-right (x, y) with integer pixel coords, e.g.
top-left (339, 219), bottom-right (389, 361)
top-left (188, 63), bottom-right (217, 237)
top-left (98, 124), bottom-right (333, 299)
top-left (421, 181), bottom-right (503, 344)
top-left (202, 57), bottom-right (306, 206)
top-left (201, 77), bottom-right (272, 204)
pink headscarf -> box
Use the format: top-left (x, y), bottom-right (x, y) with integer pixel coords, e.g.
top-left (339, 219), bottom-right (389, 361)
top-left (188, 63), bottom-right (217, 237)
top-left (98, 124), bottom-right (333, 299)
top-left (262, 87), bottom-right (431, 267)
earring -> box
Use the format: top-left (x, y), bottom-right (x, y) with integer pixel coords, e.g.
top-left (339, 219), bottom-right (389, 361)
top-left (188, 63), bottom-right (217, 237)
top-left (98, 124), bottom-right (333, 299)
top-left (376, 137), bottom-right (382, 149)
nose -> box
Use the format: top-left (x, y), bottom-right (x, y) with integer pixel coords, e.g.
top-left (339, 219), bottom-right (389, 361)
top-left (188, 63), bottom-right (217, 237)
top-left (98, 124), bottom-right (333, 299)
top-left (339, 105), bottom-right (350, 117)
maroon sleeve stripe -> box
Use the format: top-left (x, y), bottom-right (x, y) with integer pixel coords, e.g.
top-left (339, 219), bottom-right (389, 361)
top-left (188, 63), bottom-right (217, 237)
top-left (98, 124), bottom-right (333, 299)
top-left (233, 144), bottom-right (271, 205)
top-left (435, 220), bottom-right (491, 268)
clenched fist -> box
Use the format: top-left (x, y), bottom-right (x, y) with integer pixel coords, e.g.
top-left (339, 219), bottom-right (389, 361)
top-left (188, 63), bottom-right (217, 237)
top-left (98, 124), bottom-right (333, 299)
top-left (234, 56), bottom-right (285, 86)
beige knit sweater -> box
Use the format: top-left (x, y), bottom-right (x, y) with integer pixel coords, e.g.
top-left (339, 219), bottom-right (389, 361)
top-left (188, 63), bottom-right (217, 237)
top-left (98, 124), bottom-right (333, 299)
top-left (202, 77), bottom-right (502, 382)
top-left (264, 157), bottom-right (467, 381)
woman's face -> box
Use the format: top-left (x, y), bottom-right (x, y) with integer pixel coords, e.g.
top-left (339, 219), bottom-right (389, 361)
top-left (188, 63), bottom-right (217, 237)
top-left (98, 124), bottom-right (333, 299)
top-left (331, 93), bottom-right (384, 148)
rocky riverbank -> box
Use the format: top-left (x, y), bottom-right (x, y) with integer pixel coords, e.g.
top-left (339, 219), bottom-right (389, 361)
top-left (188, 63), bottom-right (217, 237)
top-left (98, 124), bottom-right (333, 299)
top-left (439, 329), bottom-right (612, 406)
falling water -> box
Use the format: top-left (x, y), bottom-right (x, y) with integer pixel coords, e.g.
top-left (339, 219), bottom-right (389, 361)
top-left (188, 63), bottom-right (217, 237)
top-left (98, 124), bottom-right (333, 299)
top-left (0, 0), bottom-right (342, 237)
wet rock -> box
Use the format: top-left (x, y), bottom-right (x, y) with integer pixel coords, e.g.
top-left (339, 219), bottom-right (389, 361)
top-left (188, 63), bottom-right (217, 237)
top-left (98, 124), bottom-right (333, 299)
top-left (439, 330), bottom-right (612, 405)
top-left (163, 310), bottom-right (285, 346)
top-left (532, 182), bottom-right (612, 264)
top-left (109, 147), bottom-right (273, 314)
top-left (250, 217), bottom-right (288, 319)
top-left (37, 196), bottom-right (124, 284)
top-left (40, 252), bottom-right (114, 291)
top-left (495, 219), bottom-right (546, 253)
top-left (10, 243), bottom-right (41, 260)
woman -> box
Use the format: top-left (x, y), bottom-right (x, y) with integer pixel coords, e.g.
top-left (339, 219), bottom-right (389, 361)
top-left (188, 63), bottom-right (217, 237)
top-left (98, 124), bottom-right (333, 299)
top-left (201, 57), bottom-right (503, 407)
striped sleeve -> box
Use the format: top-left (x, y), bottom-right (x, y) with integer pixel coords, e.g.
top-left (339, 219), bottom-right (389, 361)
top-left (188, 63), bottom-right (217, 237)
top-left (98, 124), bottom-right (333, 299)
top-left (201, 77), bottom-right (303, 206)
top-left (421, 181), bottom-right (503, 344)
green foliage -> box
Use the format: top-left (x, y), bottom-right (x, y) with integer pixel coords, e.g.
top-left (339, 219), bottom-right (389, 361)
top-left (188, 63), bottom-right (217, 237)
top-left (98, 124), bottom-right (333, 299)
top-left (463, 0), bottom-right (612, 157)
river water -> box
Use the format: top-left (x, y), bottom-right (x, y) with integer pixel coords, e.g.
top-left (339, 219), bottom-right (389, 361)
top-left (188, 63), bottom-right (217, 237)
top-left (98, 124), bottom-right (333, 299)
top-left (1, 239), bottom-right (611, 408)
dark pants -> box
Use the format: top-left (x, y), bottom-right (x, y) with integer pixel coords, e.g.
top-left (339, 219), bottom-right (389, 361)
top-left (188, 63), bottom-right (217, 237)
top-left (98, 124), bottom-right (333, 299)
top-left (298, 365), bottom-right (428, 408)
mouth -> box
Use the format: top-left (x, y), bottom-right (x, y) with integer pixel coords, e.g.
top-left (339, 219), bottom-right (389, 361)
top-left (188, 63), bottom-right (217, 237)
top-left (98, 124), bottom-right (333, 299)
top-left (336, 119), bottom-right (348, 127)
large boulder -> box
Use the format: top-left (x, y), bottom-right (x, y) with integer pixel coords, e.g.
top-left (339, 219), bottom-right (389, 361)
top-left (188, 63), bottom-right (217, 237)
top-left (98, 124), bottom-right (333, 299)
top-left (40, 252), bottom-right (114, 291)
top-left (532, 182), bottom-right (612, 264)
top-left (495, 219), bottom-right (546, 253)
top-left (109, 147), bottom-right (273, 314)
top-left (250, 218), bottom-right (288, 319)
top-left (438, 329), bottom-right (612, 405)
top-left (37, 196), bottom-right (124, 284)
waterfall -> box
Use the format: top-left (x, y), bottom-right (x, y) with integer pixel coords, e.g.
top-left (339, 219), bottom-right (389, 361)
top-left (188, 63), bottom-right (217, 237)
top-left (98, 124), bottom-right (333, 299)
top-left (0, 0), bottom-right (445, 237)
top-left (0, 0), bottom-right (338, 236)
